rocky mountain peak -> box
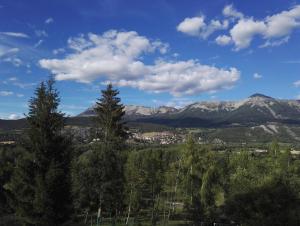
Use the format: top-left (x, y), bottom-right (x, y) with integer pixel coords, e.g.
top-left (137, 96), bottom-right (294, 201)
top-left (249, 93), bottom-right (273, 99)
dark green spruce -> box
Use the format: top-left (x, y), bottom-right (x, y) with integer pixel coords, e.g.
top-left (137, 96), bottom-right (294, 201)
top-left (8, 79), bottom-right (72, 226)
top-left (94, 84), bottom-right (127, 225)
top-left (94, 83), bottom-right (127, 143)
top-left (72, 84), bottom-right (127, 226)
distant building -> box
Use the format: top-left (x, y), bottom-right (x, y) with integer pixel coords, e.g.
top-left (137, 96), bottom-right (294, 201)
top-left (254, 149), bottom-right (268, 153)
top-left (291, 149), bottom-right (300, 155)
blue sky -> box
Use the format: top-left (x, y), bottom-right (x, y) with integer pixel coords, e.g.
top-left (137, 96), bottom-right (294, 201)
top-left (0, 0), bottom-right (300, 119)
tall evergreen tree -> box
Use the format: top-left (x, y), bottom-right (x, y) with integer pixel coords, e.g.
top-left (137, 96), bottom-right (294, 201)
top-left (93, 84), bottom-right (127, 225)
top-left (95, 83), bottom-right (127, 143)
top-left (8, 79), bottom-right (72, 226)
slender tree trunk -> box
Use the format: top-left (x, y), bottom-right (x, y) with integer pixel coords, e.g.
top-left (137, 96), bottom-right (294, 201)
top-left (85, 211), bottom-right (89, 224)
top-left (167, 158), bottom-right (182, 224)
top-left (168, 157), bottom-right (182, 222)
top-left (163, 200), bottom-right (166, 226)
top-left (152, 194), bottom-right (160, 226)
top-left (126, 189), bottom-right (133, 225)
top-left (190, 165), bottom-right (193, 203)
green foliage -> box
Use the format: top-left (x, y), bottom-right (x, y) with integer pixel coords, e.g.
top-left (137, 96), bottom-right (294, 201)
top-left (180, 136), bottom-right (212, 222)
top-left (125, 147), bottom-right (178, 226)
top-left (225, 148), bottom-right (300, 226)
top-left (94, 83), bottom-right (127, 143)
top-left (72, 84), bottom-right (127, 226)
top-left (225, 177), bottom-right (300, 226)
top-left (8, 79), bottom-right (72, 226)
top-left (0, 145), bottom-right (22, 216)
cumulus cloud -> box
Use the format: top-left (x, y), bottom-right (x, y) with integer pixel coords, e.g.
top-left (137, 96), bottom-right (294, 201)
top-left (223, 4), bottom-right (244, 19)
top-left (253, 73), bottom-right (262, 79)
top-left (40, 30), bottom-right (164, 82)
top-left (227, 5), bottom-right (300, 50)
top-left (177, 17), bottom-right (206, 36)
top-left (264, 6), bottom-right (300, 38)
top-left (215, 35), bottom-right (232, 46)
top-left (112, 60), bottom-right (240, 96)
top-left (39, 30), bottom-right (241, 96)
top-left (229, 18), bottom-right (266, 50)
top-left (177, 16), bottom-right (228, 39)
top-left (0, 91), bottom-right (14, 96)
top-left (179, 4), bottom-right (300, 50)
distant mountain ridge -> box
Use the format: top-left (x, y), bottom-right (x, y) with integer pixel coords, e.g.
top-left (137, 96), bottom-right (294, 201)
top-left (2, 93), bottom-right (300, 143)
top-left (78, 94), bottom-right (300, 126)
top-left (78, 105), bottom-right (178, 117)
top-left (2, 93), bottom-right (300, 131)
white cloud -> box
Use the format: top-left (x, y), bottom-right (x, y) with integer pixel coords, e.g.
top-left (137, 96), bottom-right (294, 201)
top-left (283, 60), bottom-right (300, 64)
top-left (177, 16), bottom-right (228, 39)
top-left (228, 5), bottom-right (300, 50)
top-left (8, 77), bottom-right (18, 81)
top-left (0, 32), bottom-right (29, 38)
top-left (45, 17), bottom-right (54, 24)
top-left (253, 73), bottom-right (262, 79)
top-left (0, 91), bottom-right (14, 96)
top-left (40, 30), bottom-right (168, 83)
top-left (67, 34), bottom-right (94, 52)
top-left (34, 39), bottom-right (44, 48)
top-left (230, 18), bottom-right (266, 50)
top-left (3, 57), bottom-right (23, 67)
top-left (294, 80), bottom-right (300, 87)
top-left (112, 60), bottom-right (240, 96)
top-left (179, 4), bottom-right (300, 50)
top-left (0, 46), bottom-right (19, 57)
top-left (8, 114), bottom-right (22, 120)
top-left (16, 94), bottom-right (24, 98)
top-left (223, 4), bottom-right (244, 19)
top-left (39, 30), bottom-right (241, 96)
top-left (153, 97), bottom-right (194, 108)
top-left (215, 35), bottom-right (232, 46)
top-left (264, 6), bottom-right (300, 38)
top-left (35, 30), bottom-right (48, 37)
top-left (177, 17), bottom-right (206, 36)
top-left (53, 48), bottom-right (65, 55)
top-left (12, 82), bottom-right (36, 89)
top-left (259, 36), bottom-right (290, 48)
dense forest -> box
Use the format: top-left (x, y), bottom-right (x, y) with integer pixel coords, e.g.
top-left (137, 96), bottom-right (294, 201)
top-left (1, 79), bottom-right (300, 226)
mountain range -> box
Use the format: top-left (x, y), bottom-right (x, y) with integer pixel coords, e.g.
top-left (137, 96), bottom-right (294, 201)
top-left (78, 93), bottom-right (300, 127)
top-left (1, 93), bottom-right (300, 143)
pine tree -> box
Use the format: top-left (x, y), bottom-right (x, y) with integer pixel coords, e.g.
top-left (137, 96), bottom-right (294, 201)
top-left (95, 83), bottom-right (127, 143)
top-left (93, 84), bottom-right (127, 225)
top-left (8, 79), bottom-right (72, 226)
